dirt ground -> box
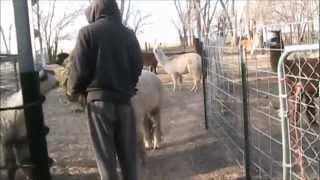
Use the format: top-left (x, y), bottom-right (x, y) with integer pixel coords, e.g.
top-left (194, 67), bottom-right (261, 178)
top-left (41, 70), bottom-right (245, 180)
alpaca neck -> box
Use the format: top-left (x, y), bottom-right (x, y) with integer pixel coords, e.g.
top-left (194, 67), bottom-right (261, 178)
top-left (155, 49), bottom-right (169, 66)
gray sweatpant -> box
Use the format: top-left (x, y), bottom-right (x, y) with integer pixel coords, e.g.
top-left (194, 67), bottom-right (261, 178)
top-left (87, 101), bottom-right (137, 180)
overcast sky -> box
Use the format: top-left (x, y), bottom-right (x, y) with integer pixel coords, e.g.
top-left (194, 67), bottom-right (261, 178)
top-left (0, 0), bottom-right (252, 54)
top-left (0, 0), bottom-right (185, 53)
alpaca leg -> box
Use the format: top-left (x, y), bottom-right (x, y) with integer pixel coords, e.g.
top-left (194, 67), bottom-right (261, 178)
top-left (187, 66), bottom-right (196, 92)
top-left (150, 65), bottom-right (156, 74)
top-left (196, 77), bottom-right (202, 91)
top-left (191, 75), bottom-right (200, 92)
top-left (178, 74), bottom-right (183, 90)
top-left (193, 79), bottom-right (200, 92)
top-left (150, 108), bottom-right (162, 149)
top-left (5, 145), bottom-right (17, 180)
top-left (191, 79), bottom-right (197, 92)
top-left (171, 74), bottom-right (177, 92)
top-left (196, 77), bottom-right (201, 92)
top-left (134, 110), bottom-right (147, 164)
top-left (189, 71), bottom-right (195, 92)
top-left (250, 46), bottom-right (255, 55)
top-left (153, 64), bottom-right (157, 74)
top-left (137, 132), bottom-right (147, 165)
top-left (197, 79), bottom-right (201, 90)
top-left (250, 48), bottom-right (257, 59)
top-left (143, 115), bottom-right (153, 149)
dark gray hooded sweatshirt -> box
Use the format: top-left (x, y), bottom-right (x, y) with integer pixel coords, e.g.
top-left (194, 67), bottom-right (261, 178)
top-left (69, 0), bottom-right (143, 103)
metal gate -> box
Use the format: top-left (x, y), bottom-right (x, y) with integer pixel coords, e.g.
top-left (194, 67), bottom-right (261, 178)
top-left (278, 44), bottom-right (319, 179)
top-left (202, 21), bottom-right (319, 179)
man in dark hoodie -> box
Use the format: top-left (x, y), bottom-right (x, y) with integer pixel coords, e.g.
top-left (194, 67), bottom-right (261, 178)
top-left (69, 0), bottom-right (143, 179)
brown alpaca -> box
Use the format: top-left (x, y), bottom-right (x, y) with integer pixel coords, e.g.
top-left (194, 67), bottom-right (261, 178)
top-left (142, 52), bottom-right (158, 74)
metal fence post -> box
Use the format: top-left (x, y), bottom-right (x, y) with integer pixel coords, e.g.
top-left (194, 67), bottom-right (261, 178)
top-left (194, 37), bottom-right (209, 130)
top-left (240, 46), bottom-right (251, 180)
top-left (12, 0), bottom-right (51, 179)
top-left (277, 48), bottom-right (291, 180)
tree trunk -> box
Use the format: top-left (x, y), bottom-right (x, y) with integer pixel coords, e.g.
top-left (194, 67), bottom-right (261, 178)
top-left (219, 0), bottom-right (233, 36)
top-left (194, 0), bottom-right (201, 38)
top-left (53, 35), bottom-right (58, 63)
top-left (232, 0), bottom-right (237, 46)
top-left (36, 2), bottom-right (45, 65)
top-left (47, 46), bottom-right (53, 64)
top-left (183, 28), bottom-right (188, 48)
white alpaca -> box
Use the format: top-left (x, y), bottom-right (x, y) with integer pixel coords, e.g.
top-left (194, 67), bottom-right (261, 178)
top-left (131, 70), bottom-right (162, 163)
top-left (0, 70), bottom-right (58, 180)
top-left (50, 62), bottom-right (163, 153)
top-left (153, 45), bottom-right (202, 92)
top-left (52, 66), bottom-right (162, 164)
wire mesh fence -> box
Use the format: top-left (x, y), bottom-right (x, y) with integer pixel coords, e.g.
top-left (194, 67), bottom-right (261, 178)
top-left (203, 32), bottom-right (247, 174)
top-left (202, 20), bottom-right (319, 179)
top-left (0, 54), bottom-right (28, 180)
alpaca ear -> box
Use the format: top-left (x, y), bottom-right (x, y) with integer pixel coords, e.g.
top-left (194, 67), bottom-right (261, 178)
top-left (39, 69), bottom-right (48, 82)
top-left (153, 43), bottom-right (160, 51)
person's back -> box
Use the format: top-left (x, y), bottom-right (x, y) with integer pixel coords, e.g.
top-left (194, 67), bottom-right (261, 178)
top-left (70, 0), bottom-right (142, 103)
top-left (85, 18), bottom-right (142, 102)
top-left (69, 0), bottom-right (143, 180)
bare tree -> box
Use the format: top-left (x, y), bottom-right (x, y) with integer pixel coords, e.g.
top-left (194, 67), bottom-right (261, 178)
top-left (131, 11), bottom-right (151, 35)
top-left (33, 0), bottom-right (44, 65)
top-left (275, 0), bottom-right (318, 42)
top-left (250, 1), bottom-right (273, 24)
top-left (251, 0), bottom-right (319, 43)
top-left (172, 19), bottom-right (185, 46)
top-left (119, 0), bottom-right (151, 36)
top-left (32, 1), bottom-right (84, 64)
top-left (0, 26), bottom-right (10, 53)
top-left (173, 0), bottom-right (228, 45)
top-left (199, 0), bottom-right (219, 40)
top-left (173, 0), bottom-right (192, 48)
top-left (218, 0), bottom-right (233, 35)
top-left (119, 0), bottom-right (132, 26)
top-left (231, 0), bottom-right (237, 45)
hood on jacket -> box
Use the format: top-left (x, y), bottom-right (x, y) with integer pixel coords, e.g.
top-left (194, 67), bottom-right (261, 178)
top-left (85, 0), bottom-right (121, 23)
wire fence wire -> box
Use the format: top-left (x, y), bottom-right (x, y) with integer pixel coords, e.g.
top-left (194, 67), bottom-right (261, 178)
top-left (202, 20), bottom-right (319, 179)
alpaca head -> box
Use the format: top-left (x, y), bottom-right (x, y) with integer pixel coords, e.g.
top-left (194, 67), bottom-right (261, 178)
top-left (266, 30), bottom-right (283, 48)
top-left (152, 43), bottom-right (167, 64)
top-left (152, 43), bottom-right (161, 55)
top-left (39, 69), bottom-right (59, 95)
